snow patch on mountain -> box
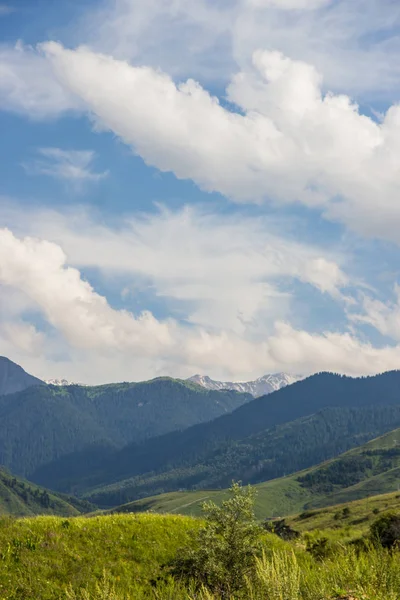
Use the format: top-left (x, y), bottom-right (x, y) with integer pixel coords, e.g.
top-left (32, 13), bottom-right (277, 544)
top-left (45, 378), bottom-right (87, 386)
top-left (188, 373), bottom-right (301, 397)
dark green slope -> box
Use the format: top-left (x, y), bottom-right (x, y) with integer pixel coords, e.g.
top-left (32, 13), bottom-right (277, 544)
top-left (35, 370), bottom-right (400, 501)
top-left (0, 468), bottom-right (93, 517)
top-left (0, 377), bottom-right (252, 477)
top-left (109, 426), bottom-right (400, 520)
top-left (81, 405), bottom-right (400, 506)
top-left (0, 356), bottom-right (43, 396)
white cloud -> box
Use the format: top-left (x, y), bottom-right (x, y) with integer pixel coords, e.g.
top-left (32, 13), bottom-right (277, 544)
top-left (24, 148), bottom-right (108, 185)
top-left (246, 0), bottom-right (331, 9)
top-left (0, 228), bottom-right (174, 354)
top-left (0, 203), bottom-right (348, 333)
top-left (0, 220), bottom-right (399, 382)
top-left (350, 284), bottom-right (400, 342)
top-left (0, 42), bottom-right (79, 119)
top-left (42, 43), bottom-right (400, 243)
top-left (183, 321), bottom-right (400, 378)
top-left (80, 0), bottom-right (400, 98)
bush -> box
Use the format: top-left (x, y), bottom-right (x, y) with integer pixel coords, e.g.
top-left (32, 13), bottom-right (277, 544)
top-left (171, 482), bottom-right (261, 597)
top-left (370, 512), bottom-right (400, 548)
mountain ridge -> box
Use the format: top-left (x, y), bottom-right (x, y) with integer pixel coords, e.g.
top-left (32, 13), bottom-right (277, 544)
top-left (187, 372), bottom-right (301, 397)
top-left (0, 356), bottom-right (43, 396)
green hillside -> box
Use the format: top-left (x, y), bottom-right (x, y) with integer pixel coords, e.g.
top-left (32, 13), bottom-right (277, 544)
top-left (0, 497), bottom-right (399, 599)
top-left (81, 405), bottom-right (400, 506)
top-left (286, 490), bottom-right (400, 535)
top-left (108, 427), bottom-right (400, 520)
top-left (0, 376), bottom-right (251, 477)
top-left (0, 467), bottom-right (93, 517)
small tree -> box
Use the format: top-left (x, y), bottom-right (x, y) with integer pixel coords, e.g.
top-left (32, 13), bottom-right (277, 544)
top-left (172, 482), bottom-right (261, 597)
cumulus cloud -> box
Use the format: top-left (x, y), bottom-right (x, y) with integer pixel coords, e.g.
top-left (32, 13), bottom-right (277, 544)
top-left (0, 228), bottom-right (174, 354)
top-left (80, 0), bottom-right (400, 98)
top-left (24, 148), bottom-right (108, 185)
top-left (42, 43), bottom-right (400, 243)
top-left (0, 43), bottom-right (79, 119)
top-left (0, 204), bottom-right (348, 333)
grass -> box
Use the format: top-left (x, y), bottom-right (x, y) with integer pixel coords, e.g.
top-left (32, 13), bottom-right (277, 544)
top-left (0, 513), bottom-right (198, 599)
top-left (0, 511), bottom-right (399, 599)
top-left (287, 489), bottom-right (400, 536)
top-left (0, 468), bottom-right (91, 517)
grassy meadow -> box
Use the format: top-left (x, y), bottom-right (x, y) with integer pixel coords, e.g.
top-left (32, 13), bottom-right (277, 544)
top-left (0, 501), bottom-right (399, 599)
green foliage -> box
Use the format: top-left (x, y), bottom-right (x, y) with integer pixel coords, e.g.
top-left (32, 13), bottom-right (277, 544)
top-left (0, 504), bottom-right (399, 599)
top-left (370, 512), bottom-right (400, 548)
top-left (263, 519), bottom-right (300, 540)
top-left (172, 483), bottom-right (261, 597)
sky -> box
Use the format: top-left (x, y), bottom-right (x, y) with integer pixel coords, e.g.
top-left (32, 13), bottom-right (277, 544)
top-left (1, 0), bottom-right (400, 384)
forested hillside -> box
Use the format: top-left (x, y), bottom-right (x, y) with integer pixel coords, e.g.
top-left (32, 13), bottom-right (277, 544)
top-left (0, 376), bottom-right (251, 477)
top-left (31, 370), bottom-right (400, 502)
top-left (79, 405), bottom-right (400, 506)
top-left (110, 427), bottom-right (400, 520)
top-left (0, 467), bottom-right (93, 517)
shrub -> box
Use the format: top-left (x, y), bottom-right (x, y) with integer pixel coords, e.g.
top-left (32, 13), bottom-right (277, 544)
top-left (171, 482), bottom-right (261, 597)
top-left (370, 512), bottom-right (400, 548)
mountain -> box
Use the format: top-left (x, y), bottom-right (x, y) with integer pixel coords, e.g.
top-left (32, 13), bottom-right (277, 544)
top-left (32, 370), bottom-right (400, 504)
top-left (76, 405), bottom-right (400, 506)
top-left (188, 372), bottom-right (300, 397)
top-left (0, 376), bottom-right (252, 478)
top-left (0, 356), bottom-right (43, 396)
top-left (0, 466), bottom-right (93, 517)
top-left (107, 427), bottom-right (400, 521)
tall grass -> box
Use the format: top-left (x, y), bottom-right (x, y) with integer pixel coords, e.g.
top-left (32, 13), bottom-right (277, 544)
top-left (0, 513), bottom-right (399, 599)
top-left (63, 545), bottom-right (400, 600)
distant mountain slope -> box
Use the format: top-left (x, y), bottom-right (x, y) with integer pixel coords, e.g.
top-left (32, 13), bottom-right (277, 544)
top-left (188, 372), bottom-right (300, 397)
top-left (108, 426), bottom-right (400, 520)
top-left (0, 467), bottom-right (93, 517)
top-left (40, 370), bottom-right (400, 502)
top-left (0, 376), bottom-right (252, 477)
top-left (79, 405), bottom-right (400, 506)
top-left (0, 356), bottom-right (43, 396)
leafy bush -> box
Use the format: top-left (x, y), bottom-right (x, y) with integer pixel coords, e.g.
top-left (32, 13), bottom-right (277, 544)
top-left (370, 512), bottom-right (400, 548)
top-left (171, 482), bottom-right (261, 597)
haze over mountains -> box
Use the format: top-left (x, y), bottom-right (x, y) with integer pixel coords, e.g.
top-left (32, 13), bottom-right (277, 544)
top-left (188, 373), bottom-right (300, 397)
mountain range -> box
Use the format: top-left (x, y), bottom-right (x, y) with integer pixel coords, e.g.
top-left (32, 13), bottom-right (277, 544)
top-left (187, 372), bottom-right (300, 397)
top-left (30, 370), bottom-right (400, 506)
top-left (0, 362), bottom-right (252, 478)
top-left (4, 355), bottom-right (400, 522)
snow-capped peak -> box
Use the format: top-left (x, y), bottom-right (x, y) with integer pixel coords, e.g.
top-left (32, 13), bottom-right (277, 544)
top-left (45, 378), bottom-right (86, 386)
top-left (187, 373), bottom-right (301, 397)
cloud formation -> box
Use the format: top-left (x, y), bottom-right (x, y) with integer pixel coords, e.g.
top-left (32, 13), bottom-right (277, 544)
top-left (1, 209), bottom-right (399, 383)
top-left (0, 43), bottom-right (79, 119)
top-left (24, 148), bottom-right (108, 185)
top-left (0, 228), bottom-right (173, 354)
top-left (0, 203), bottom-right (348, 333)
top-left (42, 43), bottom-right (400, 243)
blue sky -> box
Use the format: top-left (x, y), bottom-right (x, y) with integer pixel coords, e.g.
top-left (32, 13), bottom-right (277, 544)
top-left (1, 0), bottom-right (400, 383)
